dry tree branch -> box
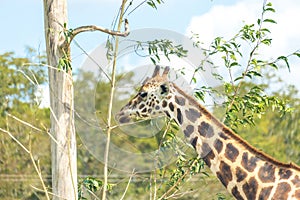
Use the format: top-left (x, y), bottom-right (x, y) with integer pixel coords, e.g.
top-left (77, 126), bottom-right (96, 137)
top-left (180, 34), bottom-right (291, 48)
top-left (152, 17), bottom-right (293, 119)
top-left (120, 169), bottom-right (135, 200)
top-left (29, 142), bottom-right (51, 200)
top-left (0, 128), bottom-right (30, 154)
top-left (6, 112), bottom-right (59, 145)
top-left (0, 128), bottom-right (50, 199)
top-left (30, 185), bottom-right (66, 199)
top-left (69, 19), bottom-right (129, 44)
top-left (102, 1), bottom-right (128, 199)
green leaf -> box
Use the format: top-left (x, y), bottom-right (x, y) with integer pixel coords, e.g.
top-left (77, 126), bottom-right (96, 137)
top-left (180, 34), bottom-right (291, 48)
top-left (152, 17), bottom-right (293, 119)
top-left (234, 76), bottom-right (243, 82)
top-left (261, 38), bottom-right (272, 45)
top-left (277, 56), bottom-right (290, 72)
top-left (150, 57), bottom-right (156, 64)
top-left (147, 1), bottom-right (157, 9)
top-left (257, 19), bottom-right (261, 25)
top-left (293, 52), bottom-right (300, 58)
top-left (260, 28), bottom-right (271, 33)
top-left (263, 19), bottom-right (277, 24)
top-left (269, 63), bottom-right (278, 69)
top-left (264, 7), bottom-right (276, 12)
top-left (266, 2), bottom-right (272, 7)
top-left (230, 62), bottom-right (239, 67)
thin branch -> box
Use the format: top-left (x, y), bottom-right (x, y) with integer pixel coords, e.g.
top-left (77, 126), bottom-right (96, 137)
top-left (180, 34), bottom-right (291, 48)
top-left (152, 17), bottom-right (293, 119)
top-left (226, 0), bottom-right (267, 114)
top-left (6, 112), bottom-right (43, 133)
top-left (0, 128), bottom-right (30, 154)
top-left (71, 39), bottom-right (111, 82)
top-left (102, 1), bottom-right (128, 199)
top-left (29, 147), bottom-right (51, 200)
top-left (120, 170), bottom-right (135, 200)
top-left (6, 112), bottom-right (60, 145)
top-left (30, 185), bottom-right (66, 199)
top-left (0, 128), bottom-right (50, 199)
top-left (69, 19), bottom-right (129, 44)
top-left (158, 159), bottom-right (198, 200)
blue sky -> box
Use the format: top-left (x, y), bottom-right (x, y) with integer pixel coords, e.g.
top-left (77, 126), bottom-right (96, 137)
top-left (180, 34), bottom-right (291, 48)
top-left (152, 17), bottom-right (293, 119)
top-left (1, 0), bottom-right (299, 98)
top-left (0, 0), bottom-right (236, 56)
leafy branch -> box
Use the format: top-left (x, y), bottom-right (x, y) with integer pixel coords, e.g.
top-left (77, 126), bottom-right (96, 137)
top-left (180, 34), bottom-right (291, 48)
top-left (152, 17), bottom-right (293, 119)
top-left (192, 1), bottom-right (299, 128)
top-left (132, 39), bottom-right (188, 65)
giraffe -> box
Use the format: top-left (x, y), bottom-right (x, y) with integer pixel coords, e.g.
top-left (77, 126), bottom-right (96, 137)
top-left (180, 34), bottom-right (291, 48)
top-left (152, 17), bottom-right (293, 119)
top-left (115, 65), bottom-right (300, 200)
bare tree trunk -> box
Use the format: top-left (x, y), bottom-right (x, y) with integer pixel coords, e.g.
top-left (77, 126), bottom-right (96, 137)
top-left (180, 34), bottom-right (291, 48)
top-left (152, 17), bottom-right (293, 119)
top-left (43, 0), bottom-right (77, 199)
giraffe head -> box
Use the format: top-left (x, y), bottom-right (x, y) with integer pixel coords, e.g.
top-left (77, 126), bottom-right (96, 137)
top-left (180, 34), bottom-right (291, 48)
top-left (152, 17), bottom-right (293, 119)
top-left (116, 66), bottom-right (172, 124)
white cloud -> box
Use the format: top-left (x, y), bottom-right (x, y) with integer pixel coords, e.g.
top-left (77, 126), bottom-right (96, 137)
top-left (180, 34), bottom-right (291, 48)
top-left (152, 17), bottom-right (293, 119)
top-left (186, 0), bottom-right (260, 47)
top-left (185, 0), bottom-right (300, 88)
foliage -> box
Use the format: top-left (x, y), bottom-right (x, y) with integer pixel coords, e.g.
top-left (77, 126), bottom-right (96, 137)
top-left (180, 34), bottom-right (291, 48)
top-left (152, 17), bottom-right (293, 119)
top-left (192, 1), bottom-right (298, 129)
top-left (146, 0), bottom-right (164, 9)
top-left (0, 50), bottom-right (47, 115)
top-left (78, 177), bottom-right (114, 200)
top-left (0, 49), bottom-right (50, 199)
top-left (2, 1), bottom-right (300, 199)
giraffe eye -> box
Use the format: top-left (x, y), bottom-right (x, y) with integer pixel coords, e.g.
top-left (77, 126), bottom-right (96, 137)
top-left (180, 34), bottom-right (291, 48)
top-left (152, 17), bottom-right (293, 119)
top-left (139, 92), bottom-right (148, 98)
top-left (160, 84), bottom-right (168, 94)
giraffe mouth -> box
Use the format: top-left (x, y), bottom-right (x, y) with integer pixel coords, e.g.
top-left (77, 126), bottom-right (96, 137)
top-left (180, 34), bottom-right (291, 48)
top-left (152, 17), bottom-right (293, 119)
top-left (115, 111), bottom-right (131, 124)
top-left (115, 111), bottom-right (158, 125)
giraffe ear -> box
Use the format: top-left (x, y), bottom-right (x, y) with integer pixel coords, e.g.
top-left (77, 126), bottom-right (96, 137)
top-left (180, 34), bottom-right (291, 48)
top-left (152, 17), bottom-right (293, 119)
top-left (162, 66), bottom-right (170, 78)
top-left (160, 83), bottom-right (169, 95)
top-left (152, 65), bottom-right (161, 77)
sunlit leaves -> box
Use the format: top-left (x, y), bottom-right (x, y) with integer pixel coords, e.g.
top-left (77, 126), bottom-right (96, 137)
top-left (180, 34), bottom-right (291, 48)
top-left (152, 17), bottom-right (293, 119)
top-left (147, 0), bottom-right (164, 9)
top-left (134, 39), bottom-right (188, 65)
top-left (78, 177), bottom-right (114, 200)
top-left (224, 85), bottom-right (292, 128)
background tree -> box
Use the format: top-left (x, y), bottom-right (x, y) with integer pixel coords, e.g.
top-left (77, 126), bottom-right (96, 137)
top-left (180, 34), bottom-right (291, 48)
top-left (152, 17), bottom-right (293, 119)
top-left (0, 50), bottom-right (51, 199)
top-left (1, 0), bottom-right (299, 199)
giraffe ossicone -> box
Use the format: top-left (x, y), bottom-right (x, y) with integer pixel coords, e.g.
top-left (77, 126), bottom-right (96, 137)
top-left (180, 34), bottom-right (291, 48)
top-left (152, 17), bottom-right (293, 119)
top-left (116, 65), bottom-right (300, 200)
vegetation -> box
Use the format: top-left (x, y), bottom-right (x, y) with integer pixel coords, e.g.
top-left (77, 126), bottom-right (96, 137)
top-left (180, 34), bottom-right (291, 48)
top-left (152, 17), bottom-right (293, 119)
top-left (1, 0), bottom-right (300, 199)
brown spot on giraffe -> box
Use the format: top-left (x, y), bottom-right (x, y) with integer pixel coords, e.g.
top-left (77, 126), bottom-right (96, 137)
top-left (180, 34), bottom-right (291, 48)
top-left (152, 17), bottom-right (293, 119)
top-left (231, 186), bottom-right (244, 200)
top-left (169, 102), bottom-right (174, 111)
top-left (295, 189), bottom-right (300, 199)
top-left (225, 143), bottom-right (239, 162)
top-left (200, 142), bottom-right (211, 158)
top-left (236, 166), bottom-right (247, 182)
top-left (185, 108), bottom-right (201, 123)
top-left (279, 168), bottom-right (292, 180)
top-left (258, 162), bottom-right (276, 183)
top-left (214, 138), bottom-right (223, 153)
top-left (216, 161), bottom-right (233, 188)
top-left (201, 143), bottom-right (215, 168)
top-left (241, 152), bottom-right (258, 172)
top-left (292, 175), bottom-right (300, 187)
top-left (139, 104), bottom-right (145, 109)
top-left (164, 111), bottom-right (171, 118)
top-left (198, 121), bottom-right (214, 138)
top-left (183, 125), bottom-right (194, 137)
top-left (242, 177), bottom-right (258, 199)
top-left (176, 108), bottom-right (183, 124)
top-left (219, 131), bottom-right (229, 140)
top-left (191, 136), bottom-right (198, 149)
top-left (162, 100), bottom-right (167, 108)
top-left (258, 186), bottom-right (273, 200)
top-left (175, 96), bottom-right (186, 106)
top-left (141, 107), bottom-right (147, 113)
top-left (273, 182), bottom-right (291, 199)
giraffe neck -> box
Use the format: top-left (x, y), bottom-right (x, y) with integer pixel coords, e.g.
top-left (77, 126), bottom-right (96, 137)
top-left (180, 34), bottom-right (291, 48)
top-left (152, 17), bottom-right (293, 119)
top-left (166, 83), bottom-right (300, 200)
